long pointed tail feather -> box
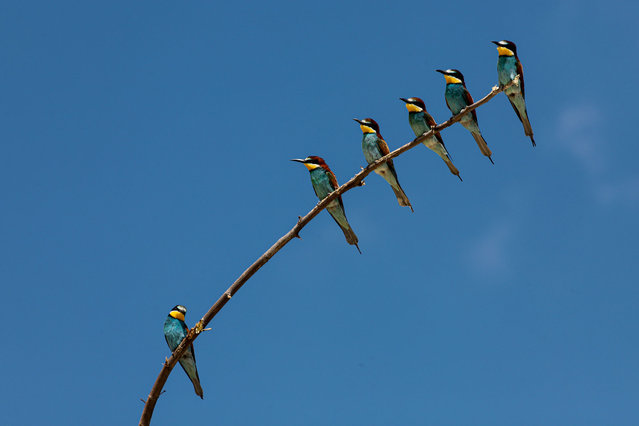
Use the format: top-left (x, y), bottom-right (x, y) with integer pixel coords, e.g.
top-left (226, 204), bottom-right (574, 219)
top-left (192, 379), bottom-right (204, 399)
top-left (376, 166), bottom-right (413, 211)
top-left (471, 131), bottom-right (493, 164)
top-left (508, 96), bottom-right (536, 147)
top-left (339, 224), bottom-right (361, 254)
top-left (391, 184), bottom-right (413, 212)
top-left (521, 113), bottom-right (536, 147)
top-left (179, 357), bottom-right (204, 399)
top-left (444, 158), bottom-right (462, 181)
top-left (327, 206), bottom-right (360, 252)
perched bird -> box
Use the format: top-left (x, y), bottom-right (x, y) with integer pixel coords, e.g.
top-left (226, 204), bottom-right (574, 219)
top-left (492, 40), bottom-right (536, 146)
top-left (163, 305), bottom-right (204, 399)
top-left (436, 69), bottom-right (494, 164)
top-left (291, 156), bottom-right (361, 253)
top-left (400, 97), bottom-right (462, 181)
top-left (354, 118), bottom-right (414, 211)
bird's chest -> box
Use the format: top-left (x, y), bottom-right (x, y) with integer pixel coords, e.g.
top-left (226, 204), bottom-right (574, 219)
top-left (310, 170), bottom-right (333, 199)
top-left (498, 57), bottom-right (518, 87)
top-left (163, 320), bottom-right (186, 350)
top-left (362, 135), bottom-right (382, 163)
top-left (409, 113), bottom-right (430, 137)
top-left (445, 85), bottom-right (467, 114)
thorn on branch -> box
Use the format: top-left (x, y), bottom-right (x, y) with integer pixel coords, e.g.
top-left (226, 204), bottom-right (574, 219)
top-left (225, 291), bottom-right (232, 299)
top-left (293, 217), bottom-right (303, 239)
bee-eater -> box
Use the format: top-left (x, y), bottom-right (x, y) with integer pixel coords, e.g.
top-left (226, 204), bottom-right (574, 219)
top-left (492, 40), bottom-right (536, 147)
top-left (354, 118), bottom-right (414, 211)
top-left (163, 305), bottom-right (204, 399)
top-left (436, 69), bottom-right (494, 164)
top-left (399, 97), bottom-right (462, 181)
top-left (291, 156), bottom-right (361, 253)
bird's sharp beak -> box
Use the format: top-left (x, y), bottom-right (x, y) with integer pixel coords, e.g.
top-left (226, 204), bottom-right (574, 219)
top-left (353, 118), bottom-right (363, 124)
top-left (491, 41), bottom-right (500, 45)
top-left (290, 158), bottom-right (306, 163)
top-left (399, 97), bottom-right (409, 103)
top-left (435, 69), bottom-right (446, 75)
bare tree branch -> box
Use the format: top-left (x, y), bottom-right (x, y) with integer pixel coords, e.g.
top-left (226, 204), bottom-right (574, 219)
top-left (139, 77), bottom-right (519, 426)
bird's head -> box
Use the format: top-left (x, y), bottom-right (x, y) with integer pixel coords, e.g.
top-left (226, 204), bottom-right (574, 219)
top-left (492, 40), bottom-right (517, 57)
top-left (353, 118), bottom-right (380, 135)
top-left (436, 69), bottom-right (465, 85)
top-left (400, 97), bottom-right (426, 113)
top-left (169, 305), bottom-right (187, 321)
top-left (290, 156), bottom-right (327, 171)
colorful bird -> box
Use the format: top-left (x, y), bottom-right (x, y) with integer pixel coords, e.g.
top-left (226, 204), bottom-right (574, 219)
top-left (436, 69), bottom-right (494, 164)
top-left (354, 118), bottom-right (414, 211)
top-left (291, 156), bottom-right (361, 253)
top-left (163, 305), bottom-right (204, 399)
top-left (492, 40), bottom-right (536, 147)
top-left (400, 97), bottom-right (462, 181)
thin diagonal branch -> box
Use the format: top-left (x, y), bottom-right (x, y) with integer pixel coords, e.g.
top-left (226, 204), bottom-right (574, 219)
top-left (139, 77), bottom-right (518, 425)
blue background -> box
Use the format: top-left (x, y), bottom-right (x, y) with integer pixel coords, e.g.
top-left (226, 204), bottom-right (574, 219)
top-left (2, 1), bottom-right (638, 425)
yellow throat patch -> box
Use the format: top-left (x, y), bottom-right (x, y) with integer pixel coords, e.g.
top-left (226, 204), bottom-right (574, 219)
top-left (169, 310), bottom-right (185, 321)
top-left (444, 75), bottom-right (463, 84)
top-left (406, 104), bottom-right (423, 112)
top-left (304, 163), bottom-right (321, 171)
top-left (496, 46), bottom-right (515, 56)
top-left (360, 124), bottom-right (376, 134)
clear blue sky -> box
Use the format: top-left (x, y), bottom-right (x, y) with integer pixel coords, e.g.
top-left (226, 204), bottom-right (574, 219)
top-left (2, 1), bottom-right (638, 425)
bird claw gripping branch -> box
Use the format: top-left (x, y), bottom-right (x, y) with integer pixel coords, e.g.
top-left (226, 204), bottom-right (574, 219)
top-left (193, 321), bottom-right (205, 334)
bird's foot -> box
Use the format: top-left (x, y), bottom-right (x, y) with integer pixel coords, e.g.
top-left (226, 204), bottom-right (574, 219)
top-left (194, 321), bottom-right (206, 334)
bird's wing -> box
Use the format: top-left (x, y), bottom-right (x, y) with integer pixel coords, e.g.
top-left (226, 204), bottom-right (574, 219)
top-left (377, 138), bottom-right (400, 178)
top-left (326, 169), bottom-right (345, 211)
top-left (462, 87), bottom-right (478, 122)
top-left (377, 137), bottom-right (391, 156)
top-left (424, 113), bottom-right (445, 145)
top-left (516, 59), bottom-right (525, 98)
top-left (182, 323), bottom-right (196, 358)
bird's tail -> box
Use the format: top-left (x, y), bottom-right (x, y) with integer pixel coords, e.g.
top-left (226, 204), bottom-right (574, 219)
top-left (471, 131), bottom-right (494, 164)
top-left (340, 225), bottom-right (361, 254)
top-left (179, 357), bottom-right (204, 399)
top-left (429, 141), bottom-right (462, 181)
top-left (521, 114), bottom-right (536, 147)
top-left (327, 205), bottom-right (361, 253)
top-left (508, 96), bottom-right (536, 147)
top-left (391, 184), bottom-right (414, 212)
top-left (192, 378), bottom-right (204, 399)
top-left (444, 158), bottom-right (462, 181)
